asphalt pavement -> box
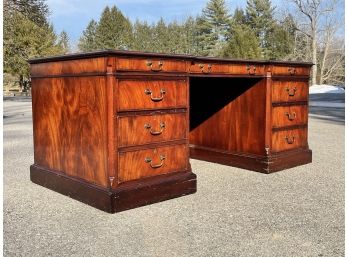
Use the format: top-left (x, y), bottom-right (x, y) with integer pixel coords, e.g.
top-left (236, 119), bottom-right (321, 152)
top-left (3, 98), bottom-right (344, 257)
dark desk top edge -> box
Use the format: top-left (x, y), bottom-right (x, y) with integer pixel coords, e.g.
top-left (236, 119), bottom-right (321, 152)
top-left (28, 49), bottom-right (313, 66)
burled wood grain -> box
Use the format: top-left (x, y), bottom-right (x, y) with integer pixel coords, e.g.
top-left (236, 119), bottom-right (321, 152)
top-left (271, 65), bottom-right (310, 76)
top-left (272, 105), bottom-right (308, 128)
top-left (117, 79), bottom-right (187, 111)
top-left (271, 128), bottom-right (308, 152)
top-left (116, 57), bottom-right (187, 73)
top-left (31, 77), bottom-right (109, 187)
top-left (189, 62), bottom-right (265, 75)
top-left (118, 144), bottom-right (188, 182)
top-left (117, 112), bottom-right (187, 147)
top-left (272, 81), bottom-right (309, 103)
top-left (30, 58), bottom-right (107, 77)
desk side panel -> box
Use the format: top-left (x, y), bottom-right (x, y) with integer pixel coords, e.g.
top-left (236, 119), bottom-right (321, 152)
top-left (31, 76), bottom-right (109, 188)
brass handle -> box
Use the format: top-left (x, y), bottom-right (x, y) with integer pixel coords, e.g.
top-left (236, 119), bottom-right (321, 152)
top-left (288, 67), bottom-right (296, 75)
top-left (285, 136), bottom-right (295, 144)
top-left (285, 112), bottom-right (296, 121)
top-left (286, 87), bottom-right (297, 96)
top-left (198, 63), bottom-right (212, 74)
top-left (144, 88), bottom-right (166, 102)
top-left (146, 60), bottom-right (163, 71)
top-left (247, 64), bottom-right (257, 75)
top-left (144, 154), bottom-right (165, 168)
top-left (144, 122), bottom-right (165, 135)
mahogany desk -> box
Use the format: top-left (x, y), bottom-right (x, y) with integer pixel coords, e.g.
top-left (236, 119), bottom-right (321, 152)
top-left (29, 50), bottom-right (312, 213)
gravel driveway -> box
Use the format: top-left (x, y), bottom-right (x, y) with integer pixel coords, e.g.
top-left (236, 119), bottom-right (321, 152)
top-left (4, 99), bottom-right (344, 257)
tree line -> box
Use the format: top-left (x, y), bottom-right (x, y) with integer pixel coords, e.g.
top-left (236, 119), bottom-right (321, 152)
top-left (3, 0), bottom-right (344, 88)
top-left (78, 0), bottom-right (344, 85)
top-left (78, 0), bottom-right (296, 60)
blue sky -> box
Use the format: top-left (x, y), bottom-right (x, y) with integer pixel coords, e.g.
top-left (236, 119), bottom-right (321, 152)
top-left (46, 0), bottom-right (344, 49)
top-left (46, 0), bottom-right (248, 48)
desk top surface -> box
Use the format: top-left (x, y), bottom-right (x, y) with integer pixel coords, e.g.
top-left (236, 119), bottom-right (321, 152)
top-left (29, 49), bottom-right (313, 66)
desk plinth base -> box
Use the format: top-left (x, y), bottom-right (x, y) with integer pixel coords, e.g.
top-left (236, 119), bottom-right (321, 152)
top-left (190, 146), bottom-right (312, 173)
top-left (30, 165), bottom-right (197, 213)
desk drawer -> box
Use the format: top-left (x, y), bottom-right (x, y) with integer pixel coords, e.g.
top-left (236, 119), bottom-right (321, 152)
top-left (118, 112), bottom-right (187, 147)
top-left (272, 81), bottom-right (308, 103)
top-left (116, 58), bottom-right (186, 73)
top-left (118, 144), bottom-right (188, 182)
top-left (272, 65), bottom-right (310, 76)
top-left (272, 128), bottom-right (307, 152)
top-left (189, 62), bottom-right (265, 75)
top-left (118, 79), bottom-right (187, 111)
top-left (272, 105), bottom-right (308, 128)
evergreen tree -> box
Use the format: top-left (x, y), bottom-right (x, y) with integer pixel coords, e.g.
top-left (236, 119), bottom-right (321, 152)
top-left (153, 18), bottom-right (170, 53)
top-left (132, 20), bottom-right (153, 52)
top-left (196, 0), bottom-right (231, 56)
top-left (222, 8), bottom-right (260, 59)
top-left (182, 16), bottom-right (200, 54)
top-left (222, 24), bottom-right (261, 59)
top-left (4, 0), bottom-right (49, 26)
top-left (245, 0), bottom-right (275, 58)
top-left (78, 20), bottom-right (98, 51)
top-left (262, 14), bottom-right (296, 60)
top-left (58, 30), bottom-right (70, 53)
top-left (95, 6), bottom-right (132, 50)
top-left (4, 0), bottom-right (65, 91)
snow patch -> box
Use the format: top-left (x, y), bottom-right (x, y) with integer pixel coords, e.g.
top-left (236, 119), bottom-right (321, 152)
top-left (309, 84), bottom-right (345, 94)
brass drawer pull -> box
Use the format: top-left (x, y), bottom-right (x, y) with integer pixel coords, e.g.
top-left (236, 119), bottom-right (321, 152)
top-left (198, 63), bottom-right (212, 74)
top-left (288, 67), bottom-right (296, 75)
top-left (144, 88), bottom-right (166, 102)
top-left (144, 122), bottom-right (165, 135)
top-left (285, 136), bottom-right (295, 144)
top-left (285, 112), bottom-right (296, 121)
top-left (247, 64), bottom-right (257, 75)
top-left (144, 154), bottom-right (166, 168)
top-left (146, 60), bottom-right (163, 71)
top-left (286, 87), bottom-right (297, 96)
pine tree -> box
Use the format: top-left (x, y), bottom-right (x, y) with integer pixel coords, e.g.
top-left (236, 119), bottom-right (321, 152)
top-left (78, 20), bottom-right (98, 51)
top-left (95, 6), bottom-right (132, 50)
top-left (245, 0), bottom-right (275, 58)
top-left (267, 20), bottom-right (295, 60)
top-left (196, 0), bottom-right (231, 56)
top-left (182, 16), bottom-right (199, 54)
top-left (58, 31), bottom-right (70, 53)
top-left (153, 18), bottom-right (170, 53)
top-left (222, 24), bottom-right (261, 59)
top-left (132, 20), bottom-right (154, 52)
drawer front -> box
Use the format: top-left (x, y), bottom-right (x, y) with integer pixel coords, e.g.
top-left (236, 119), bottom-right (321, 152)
top-left (118, 144), bottom-right (188, 182)
top-left (272, 105), bottom-right (308, 128)
top-left (272, 128), bottom-right (308, 152)
top-left (272, 65), bottom-right (310, 76)
top-left (118, 112), bottom-right (187, 147)
top-left (116, 58), bottom-right (186, 73)
top-left (272, 81), bottom-right (308, 102)
top-left (189, 62), bottom-right (265, 75)
top-left (118, 79), bottom-right (187, 111)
